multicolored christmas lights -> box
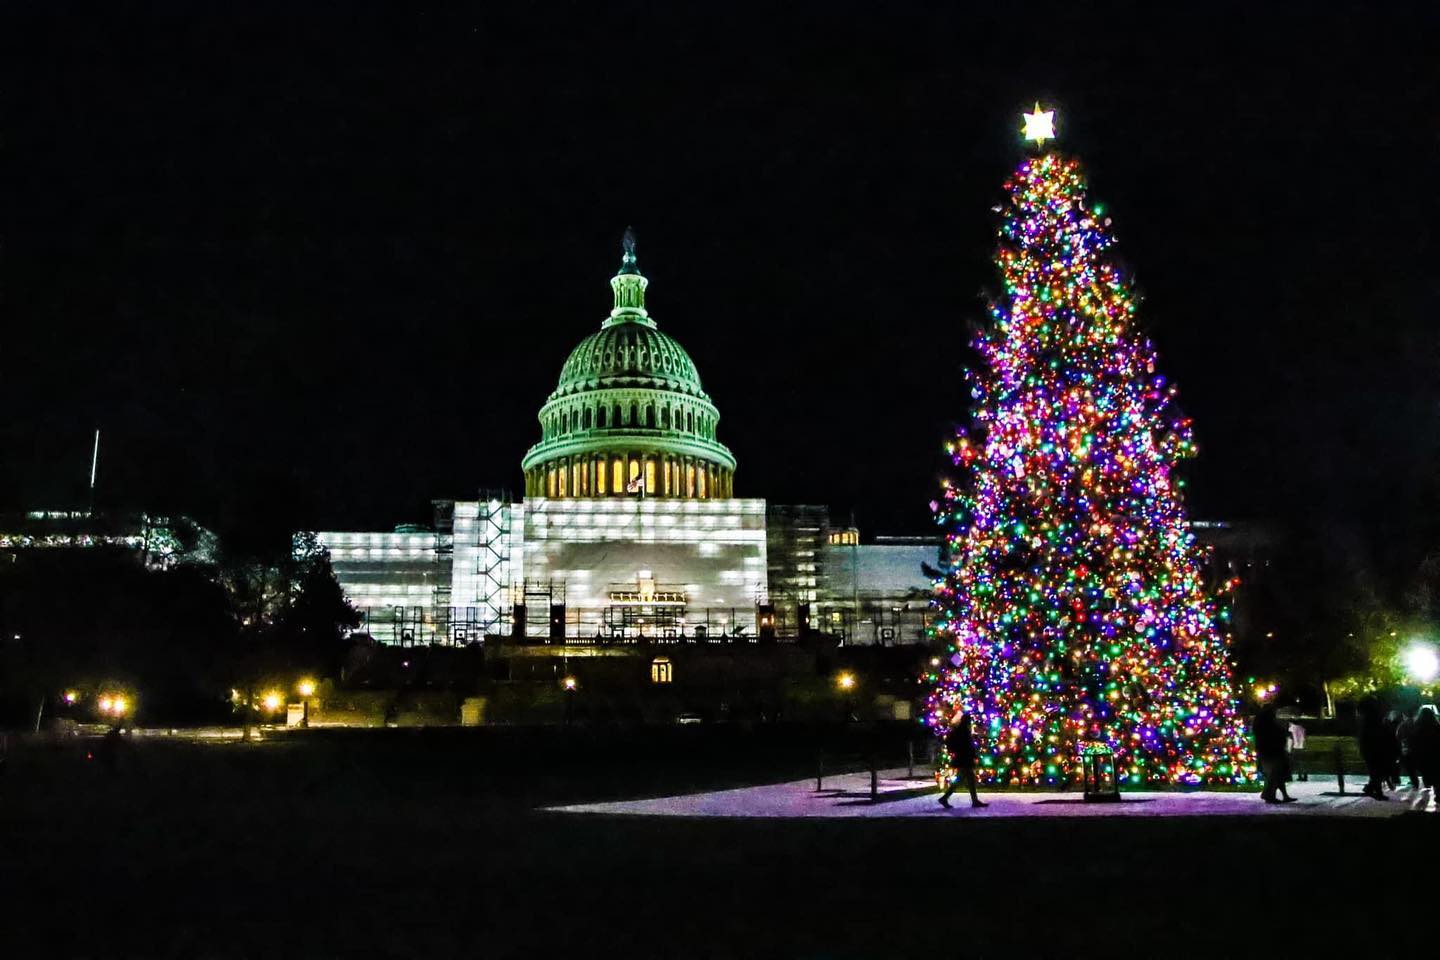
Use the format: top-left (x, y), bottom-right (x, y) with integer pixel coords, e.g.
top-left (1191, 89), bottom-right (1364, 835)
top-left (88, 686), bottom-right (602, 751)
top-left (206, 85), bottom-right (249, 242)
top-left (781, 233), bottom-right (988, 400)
top-left (925, 114), bottom-right (1255, 787)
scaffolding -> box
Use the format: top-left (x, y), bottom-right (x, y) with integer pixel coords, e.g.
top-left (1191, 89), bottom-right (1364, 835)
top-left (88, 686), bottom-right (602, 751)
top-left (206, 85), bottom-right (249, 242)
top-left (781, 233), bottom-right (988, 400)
top-left (476, 491), bottom-right (512, 638)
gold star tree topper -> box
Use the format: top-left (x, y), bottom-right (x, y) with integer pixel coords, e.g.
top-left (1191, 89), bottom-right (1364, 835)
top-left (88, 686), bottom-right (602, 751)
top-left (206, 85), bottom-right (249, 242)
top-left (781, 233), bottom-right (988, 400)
top-left (1022, 103), bottom-right (1056, 147)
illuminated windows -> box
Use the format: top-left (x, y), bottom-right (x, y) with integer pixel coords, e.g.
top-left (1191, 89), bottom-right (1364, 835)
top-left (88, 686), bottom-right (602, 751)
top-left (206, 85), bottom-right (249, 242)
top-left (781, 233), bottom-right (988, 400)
top-left (651, 657), bottom-right (673, 684)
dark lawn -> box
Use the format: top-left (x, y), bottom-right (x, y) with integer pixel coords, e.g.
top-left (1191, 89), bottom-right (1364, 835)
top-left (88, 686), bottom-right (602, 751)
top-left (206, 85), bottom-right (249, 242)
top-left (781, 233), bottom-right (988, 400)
top-left (1, 727), bottom-right (1433, 959)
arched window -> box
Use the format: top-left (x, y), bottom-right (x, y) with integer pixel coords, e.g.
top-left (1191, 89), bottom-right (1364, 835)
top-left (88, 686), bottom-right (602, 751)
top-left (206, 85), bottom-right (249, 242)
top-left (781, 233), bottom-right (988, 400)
top-left (582, 408), bottom-right (592, 430)
top-left (686, 411), bottom-right (694, 433)
top-left (660, 406), bottom-right (670, 429)
top-left (645, 402), bottom-right (655, 428)
top-left (630, 402), bottom-right (638, 426)
top-left (561, 412), bottom-right (569, 433)
top-left (601, 406), bottom-right (610, 428)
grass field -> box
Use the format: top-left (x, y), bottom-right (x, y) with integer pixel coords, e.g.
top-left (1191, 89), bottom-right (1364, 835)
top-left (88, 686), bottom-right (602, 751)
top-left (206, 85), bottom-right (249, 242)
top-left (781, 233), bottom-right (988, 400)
top-left (1, 726), bottom-right (1434, 958)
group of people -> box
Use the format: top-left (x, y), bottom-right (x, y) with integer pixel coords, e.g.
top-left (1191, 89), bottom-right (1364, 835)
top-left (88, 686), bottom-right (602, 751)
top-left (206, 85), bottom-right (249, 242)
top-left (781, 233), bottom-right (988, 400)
top-left (1358, 700), bottom-right (1439, 798)
top-left (1253, 699), bottom-right (1440, 802)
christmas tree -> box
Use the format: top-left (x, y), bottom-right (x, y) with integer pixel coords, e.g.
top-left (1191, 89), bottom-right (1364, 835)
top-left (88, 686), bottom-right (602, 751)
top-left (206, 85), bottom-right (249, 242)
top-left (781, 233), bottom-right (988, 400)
top-left (926, 107), bottom-right (1255, 786)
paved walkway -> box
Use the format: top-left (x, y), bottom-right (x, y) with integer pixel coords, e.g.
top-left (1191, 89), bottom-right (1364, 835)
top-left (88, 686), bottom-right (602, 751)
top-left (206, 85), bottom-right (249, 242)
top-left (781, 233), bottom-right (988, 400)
top-left (549, 770), bottom-right (1438, 820)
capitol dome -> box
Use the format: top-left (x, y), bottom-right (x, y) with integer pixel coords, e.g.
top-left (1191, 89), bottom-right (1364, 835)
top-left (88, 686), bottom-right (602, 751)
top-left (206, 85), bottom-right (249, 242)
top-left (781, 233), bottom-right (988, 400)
top-left (521, 231), bottom-right (736, 499)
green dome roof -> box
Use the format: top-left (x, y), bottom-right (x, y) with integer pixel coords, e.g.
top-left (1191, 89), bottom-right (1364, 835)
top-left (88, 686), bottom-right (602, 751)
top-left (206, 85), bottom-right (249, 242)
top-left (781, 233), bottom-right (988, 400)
top-left (522, 231), bottom-right (737, 497)
top-left (552, 324), bottom-right (706, 400)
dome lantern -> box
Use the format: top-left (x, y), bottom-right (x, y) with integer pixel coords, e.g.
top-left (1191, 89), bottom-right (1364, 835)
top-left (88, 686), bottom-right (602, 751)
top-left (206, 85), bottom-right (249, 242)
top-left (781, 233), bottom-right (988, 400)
top-left (606, 226), bottom-right (652, 326)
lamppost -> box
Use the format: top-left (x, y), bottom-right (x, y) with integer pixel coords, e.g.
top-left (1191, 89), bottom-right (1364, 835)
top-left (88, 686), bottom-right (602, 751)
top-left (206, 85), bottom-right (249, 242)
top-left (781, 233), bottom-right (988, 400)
top-left (296, 678), bottom-right (317, 728)
top-left (836, 671), bottom-right (857, 722)
top-left (260, 690), bottom-right (284, 727)
top-left (562, 675), bottom-right (578, 727)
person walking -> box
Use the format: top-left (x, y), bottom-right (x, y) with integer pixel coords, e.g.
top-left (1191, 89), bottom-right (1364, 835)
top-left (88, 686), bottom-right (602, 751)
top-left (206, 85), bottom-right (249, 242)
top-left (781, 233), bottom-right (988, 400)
top-left (1252, 703), bottom-right (1295, 803)
top-left (1383, 711), bottom-right (1404, 789)
top-left (1357, 698), bottom-right (1394, 800)
top-left (938, 710), bottom-right (987, 809)
top-left (1396, 710), bottom-right (1420, 789)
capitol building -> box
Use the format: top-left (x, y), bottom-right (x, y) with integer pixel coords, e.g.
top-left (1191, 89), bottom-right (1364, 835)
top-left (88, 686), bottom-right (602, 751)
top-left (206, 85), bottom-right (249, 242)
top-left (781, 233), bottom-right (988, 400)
top-left (314, 233), bottom-right (937, 647)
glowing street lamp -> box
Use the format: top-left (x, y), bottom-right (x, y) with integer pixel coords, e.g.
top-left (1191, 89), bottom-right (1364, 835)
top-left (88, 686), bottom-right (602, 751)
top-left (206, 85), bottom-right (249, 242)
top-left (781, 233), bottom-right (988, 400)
top-left (296, 679), bottom-right (317, 698)
top-left (261, 691), bottom-right (283, 714)
top-left (63, 690), bottom-right (79, 705)
top-left (836, 672), bottom-right (857, 691)
top-left (1403, 642), bottom-right (1439, 684)
top-left (562, 676), bottom-right (578, 692)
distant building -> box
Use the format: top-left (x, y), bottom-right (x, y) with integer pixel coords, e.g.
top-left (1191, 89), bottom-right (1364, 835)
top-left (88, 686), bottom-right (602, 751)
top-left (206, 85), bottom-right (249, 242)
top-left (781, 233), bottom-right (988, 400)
top-left (313, 236), bottom-right (936, 646)
top-left (0, 510), bottom-right (216, 569)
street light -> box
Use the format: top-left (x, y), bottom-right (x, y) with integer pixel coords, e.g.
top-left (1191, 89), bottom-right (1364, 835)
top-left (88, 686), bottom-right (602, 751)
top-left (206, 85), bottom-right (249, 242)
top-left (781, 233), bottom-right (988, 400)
top-left (296, 679), bottom-right (317, 698)
top-left (1403, 642), bottom-right (1439, 684)
top-left (562, 675), bottom-right (578, 691)
top-left (261, 691), bottom-right (283, 713)
top-left (837, 672), bottom-right (856, 691)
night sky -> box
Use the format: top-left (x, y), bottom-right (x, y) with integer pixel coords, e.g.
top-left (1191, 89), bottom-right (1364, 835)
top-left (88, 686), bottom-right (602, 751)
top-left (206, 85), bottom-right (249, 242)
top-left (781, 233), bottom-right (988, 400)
top-left (2, 3), bottom-right (1436, 544)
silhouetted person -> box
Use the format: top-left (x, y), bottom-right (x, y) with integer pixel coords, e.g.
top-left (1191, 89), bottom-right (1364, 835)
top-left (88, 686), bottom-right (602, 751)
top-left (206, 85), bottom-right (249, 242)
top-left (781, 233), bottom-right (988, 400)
top-left (1357, 698), bottom-right (1394, 800)
top-left (1396, 711), bottom-right (1420, 789)
top-left (1413, 705), bottom-right (1440, 789)
top-left (1383, 711), bottom-right (1403, 789)
top-left (1252, 704), bottom-right (1294, 803)
top-left (938, 711), bottom-right (987, 809)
